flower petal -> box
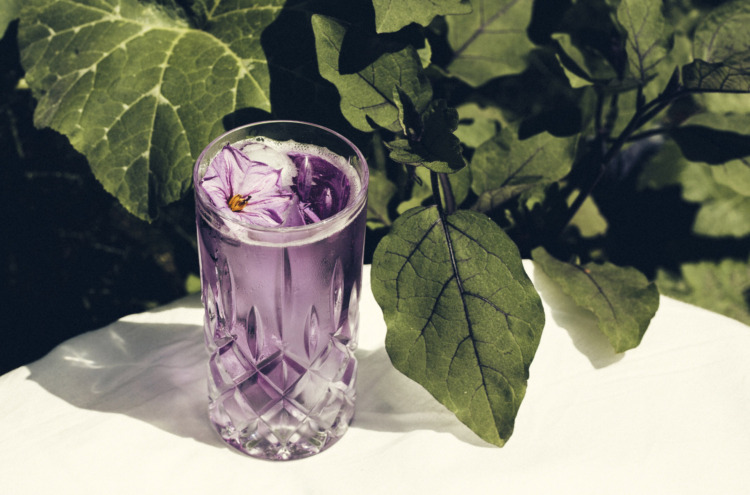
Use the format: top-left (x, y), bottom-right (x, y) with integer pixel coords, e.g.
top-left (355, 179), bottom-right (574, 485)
top-left (200, 144), bottom-right (298, 227)
top-left (240, 142), bottom-right (297, 187)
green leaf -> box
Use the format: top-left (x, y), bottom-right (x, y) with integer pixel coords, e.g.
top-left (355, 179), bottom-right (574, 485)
top-left (656, 256), bottom-right (750, 326)
top-left (691, 192), bottom-right (750, 238)
top-left (682, 0), bottom-right (750, 93)
top-left (446, 0), bottom-right (535, 87)
top-left (635, 140), bottom-right (686, 191)
top-left (616, 0), bottom-right (671, 84)
top-left (568, 193), bottom-right (608, 238)
top-left (373, 0), bottom-right (471, 34)
top-left (367, 169), bottom-right (398, 228)
top-left (441, 163), bottom-right (472, 206)
top-left (643, 30), bottom-right (692, 101)
top-left (471, 127), bottom-right (577, 212)
top-left (671, 116), bottom-right (750, 165)
top-left (552, 34), bottom-right (595, 88)
top-left (682, 60), bottom-right (750, 93)
top-left (312, 14), bottom-right (432, 133)
top-left (639, 141), bottom-right (750, 237)
top-left (698, 92), bottom-right (750, 114)
top-left (385, 138), bottom-right (423, 164)
top-left (691, 0), bottom-right (750, 68)
top-left (385, 99), bottom-right (467, 173)
top-left (184, 273), bottom-right (201, 294)
top-left (711, 159), bottom-right (750, 197)
top-left (667, 112), bottom-right (750, 196)
top-left (1, 0), bottom-right (21, 38)
top-left (532, 247), bottom-right (659, 353)
top-left (18, 0), bottom-right (281, 221)
top-left (454, 102), bottom-right (505, 148)
top-left (372, 206), bottom-right (545, 446)
top-left (396, 164), bottom-right (472, 214)
top-left (551, 0), bottom-right (620, 84)
top-left (417, 38), bottom-right (432, 69)
top-left (393, 86), bottom-right (423, 139)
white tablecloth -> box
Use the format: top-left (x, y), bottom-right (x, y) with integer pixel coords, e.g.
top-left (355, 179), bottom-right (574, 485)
top-left (1, 262), bottom-right (748, 494)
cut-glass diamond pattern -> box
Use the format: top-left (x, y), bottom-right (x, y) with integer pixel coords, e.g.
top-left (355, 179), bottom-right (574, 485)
top-left (236, 374), bottom-right (282, 417)
top-left (206, 256), bottom-right (358, 460)
top-left (217, 341), bottom-right (252, 383)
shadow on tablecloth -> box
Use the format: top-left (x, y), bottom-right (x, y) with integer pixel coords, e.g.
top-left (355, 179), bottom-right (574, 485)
top-left (25, 314), bottom-right (223, 448)
top-left (24, 301), bottom-right (487, 449)
top-left (354, 347), bottom-right (491, 448)
top-left (529, 265), bottom-right (624, 369)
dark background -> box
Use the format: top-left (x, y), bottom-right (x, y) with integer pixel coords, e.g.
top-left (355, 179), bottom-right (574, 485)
top-left (1, 24), bottom-right (199, 374)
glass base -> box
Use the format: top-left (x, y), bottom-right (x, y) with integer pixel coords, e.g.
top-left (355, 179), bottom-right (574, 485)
top-left (207, 345), bottom-right (357, 461)
top-left (211, 406), bottom-right (353, 460)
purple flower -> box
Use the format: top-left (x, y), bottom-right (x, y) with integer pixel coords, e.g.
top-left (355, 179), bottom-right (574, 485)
top-left (200, 144), bottom-right (304, 227)
top-left (291, 153), bottom-right (350, 222)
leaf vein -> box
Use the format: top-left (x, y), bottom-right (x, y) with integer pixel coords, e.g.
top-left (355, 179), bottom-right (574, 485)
top-left (445, 220), bottom-right (515, 275)
top-left (452, 0), bottom-right (522, 58)
top-left (502, 145), bottom-right (544, 187)
top-left (439, 214), bottom-right (498, 409)
top-left (394, 216), bottom-right (442, 303)
top-left (571, 264), bottom-right (618, 318)
top-left (415, 274), bottom-right (457, 347)
top-left (207, 4), bottom-right (283, 22)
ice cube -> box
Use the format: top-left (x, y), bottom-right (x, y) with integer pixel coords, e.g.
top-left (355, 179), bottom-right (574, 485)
top-left (241, 142), bottom-right (297, 188)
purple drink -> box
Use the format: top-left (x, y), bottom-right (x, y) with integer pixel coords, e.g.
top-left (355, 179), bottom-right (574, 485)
top-left (194, 122), bottom-right (368, 460)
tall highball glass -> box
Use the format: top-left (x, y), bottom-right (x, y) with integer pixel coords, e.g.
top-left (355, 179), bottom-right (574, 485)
top-left (194, 121), bottom-right (368, 460)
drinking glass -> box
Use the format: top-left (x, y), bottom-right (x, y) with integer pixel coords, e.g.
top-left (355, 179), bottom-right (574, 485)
top-left (194, 121), bottom-right (368, 460)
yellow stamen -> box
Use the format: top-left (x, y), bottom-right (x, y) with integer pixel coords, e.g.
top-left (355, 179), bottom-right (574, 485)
top-left (228, 194), bottom-right (250, 212)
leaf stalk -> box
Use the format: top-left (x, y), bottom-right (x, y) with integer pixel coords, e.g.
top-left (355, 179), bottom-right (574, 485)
top-left (438, 172), bottom-right (456, 215)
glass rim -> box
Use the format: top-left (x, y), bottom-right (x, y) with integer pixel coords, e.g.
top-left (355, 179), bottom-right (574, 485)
top-left (193, 120), bottom-right (369, 234)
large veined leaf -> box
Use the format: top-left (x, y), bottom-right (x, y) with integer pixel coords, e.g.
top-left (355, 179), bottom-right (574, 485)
top-left (616, 0), bottom-right (671, 84)
top-left (682, 0), bottom-right (750, 92)
top-left (446, 0), bottom-right (535, 87)
top-left (532, 247), bottom-right (659, 353)
top-left (371, 206), bottom-right (545, 446)
top-left (691, 0), bottom-right (750, 68)
top-left (471, 127), bottom-right (577, 212)
top-left (311, 14), bottom-right (432, 133)
top-left (373, 0), bottom-right (471, 34)
top-left (18, 0), bottom-right (281, 221)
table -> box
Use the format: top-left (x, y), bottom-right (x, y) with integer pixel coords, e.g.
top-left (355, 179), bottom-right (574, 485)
top-left (1, 262), bottom-right (748, 494)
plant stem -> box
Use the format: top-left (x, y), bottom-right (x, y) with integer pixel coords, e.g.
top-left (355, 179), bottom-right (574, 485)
top-left (438, 172), bottom-right (456, 215)
top-left (558, 88), bottom-right (686, 237)
top-left (594, 90), bottom-right (605, 133)
top-left (625, 127), bottom-right (671, 142)
top-left (431, 171), bottom-right (445, 217)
